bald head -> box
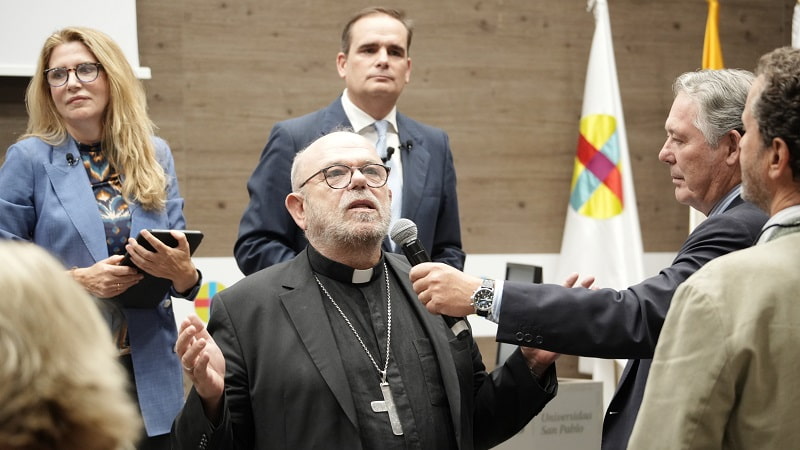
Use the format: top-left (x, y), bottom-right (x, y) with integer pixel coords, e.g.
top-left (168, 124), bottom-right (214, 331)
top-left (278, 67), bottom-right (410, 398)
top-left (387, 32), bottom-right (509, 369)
top-left (286, 130), bottom-right (392, 267)
top-left (291, 131), bottom-right (381, 191)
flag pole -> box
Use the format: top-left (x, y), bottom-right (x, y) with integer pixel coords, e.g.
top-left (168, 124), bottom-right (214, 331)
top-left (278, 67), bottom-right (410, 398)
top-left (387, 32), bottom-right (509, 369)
top-left (561, 0), bottom-right (644, 410)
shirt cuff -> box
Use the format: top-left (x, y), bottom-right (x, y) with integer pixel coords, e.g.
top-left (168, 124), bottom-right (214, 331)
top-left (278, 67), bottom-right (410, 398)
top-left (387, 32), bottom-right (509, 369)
top-left (532, 362), bottom-right (558, 394)
top-left (171, 269), bottom-right (204, 299)
top-left (486, 279), bottom-right (504, 323)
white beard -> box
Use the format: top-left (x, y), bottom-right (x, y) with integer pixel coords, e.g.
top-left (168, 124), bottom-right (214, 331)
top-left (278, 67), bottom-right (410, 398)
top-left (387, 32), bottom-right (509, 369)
top-left (304, 190), bottom-right (391, 249)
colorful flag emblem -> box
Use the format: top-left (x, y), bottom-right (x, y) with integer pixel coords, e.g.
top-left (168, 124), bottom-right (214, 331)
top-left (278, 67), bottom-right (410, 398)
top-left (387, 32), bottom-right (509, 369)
top-left (556, 0), bottom-right (643, 291)
top-left (195, 281), bottom-right (226, 322)
top-left (571, 114), bottom-right (623, 219)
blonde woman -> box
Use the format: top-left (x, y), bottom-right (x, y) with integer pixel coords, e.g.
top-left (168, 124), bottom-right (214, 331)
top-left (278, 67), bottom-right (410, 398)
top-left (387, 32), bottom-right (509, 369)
top-left (0, 27), bottom-right (200, 449)
top-left (0, 241), bottom-right (140, 450)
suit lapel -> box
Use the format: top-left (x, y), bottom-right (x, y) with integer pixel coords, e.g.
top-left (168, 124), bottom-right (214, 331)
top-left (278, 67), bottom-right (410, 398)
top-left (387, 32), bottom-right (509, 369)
top-left (396, 114), bottom-right (430, 222)
top-left (129, 201), bottom-right (165, 237)
top-left (386, 255), bottom-right (464, 442)
top-left (724, 195), bottom-right (744, 211)
top-left (44, 140), bottom-right (107, 262)
top-left (279, 253), bottom-right (359, 429)
top-left (615, 359), bottom-right (638, 394)
top-left (320, 98), bottom-right (353, 136)
top-left (44, 140), bottom-right (165, 263)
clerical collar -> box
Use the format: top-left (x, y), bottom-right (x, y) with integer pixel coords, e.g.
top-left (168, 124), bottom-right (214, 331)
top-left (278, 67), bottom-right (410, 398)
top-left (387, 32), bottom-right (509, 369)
top-left (307, 245), bottom-right (384, 285)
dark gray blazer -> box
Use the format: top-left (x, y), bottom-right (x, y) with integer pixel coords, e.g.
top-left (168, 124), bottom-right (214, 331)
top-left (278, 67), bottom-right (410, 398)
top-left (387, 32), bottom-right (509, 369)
top-left (234, 98), bottom-right (465, 275)
top-left (172, 251), bottom-right (554, 450)
top-left (495, 197), bottom-right (768, 450)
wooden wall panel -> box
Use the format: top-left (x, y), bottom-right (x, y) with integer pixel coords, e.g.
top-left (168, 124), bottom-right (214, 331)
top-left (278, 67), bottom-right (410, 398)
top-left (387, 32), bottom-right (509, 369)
top-left (0, 0), bottom-right (792, 258)
top-left (0, 77), bottom-right (28, 149)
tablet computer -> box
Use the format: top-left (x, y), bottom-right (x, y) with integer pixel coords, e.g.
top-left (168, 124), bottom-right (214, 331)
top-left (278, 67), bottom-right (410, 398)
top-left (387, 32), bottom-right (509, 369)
top-left (116, 229), bottom-right (203, 308)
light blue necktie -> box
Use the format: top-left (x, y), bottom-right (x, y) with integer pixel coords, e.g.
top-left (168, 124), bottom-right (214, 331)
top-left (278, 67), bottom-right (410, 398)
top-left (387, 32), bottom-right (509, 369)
top-left (373, 120), bottom-right (389, 162)
top-left (372, 120), bottom-right (401, 249)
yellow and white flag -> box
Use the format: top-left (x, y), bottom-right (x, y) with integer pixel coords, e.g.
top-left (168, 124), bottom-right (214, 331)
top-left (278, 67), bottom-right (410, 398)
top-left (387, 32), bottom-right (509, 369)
top-left (691, 0), bottom-right (725, 231)
top-left (556, 0), bottom-right (645, 408)
top-left (703, 0), bottom-right (724, 70)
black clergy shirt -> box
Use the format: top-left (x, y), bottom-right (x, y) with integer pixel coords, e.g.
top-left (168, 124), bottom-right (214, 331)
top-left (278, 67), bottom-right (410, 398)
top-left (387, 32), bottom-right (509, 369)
top-left (307, 246), bottom-right (457, 450)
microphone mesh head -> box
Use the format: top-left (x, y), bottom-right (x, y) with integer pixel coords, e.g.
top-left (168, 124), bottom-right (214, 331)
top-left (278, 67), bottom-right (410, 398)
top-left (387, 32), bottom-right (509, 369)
top-left (390, 218), bottom-right (418, 246)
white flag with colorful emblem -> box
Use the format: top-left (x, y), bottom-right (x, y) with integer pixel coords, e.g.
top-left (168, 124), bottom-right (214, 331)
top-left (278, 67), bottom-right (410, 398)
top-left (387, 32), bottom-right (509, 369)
top-left (556, 0), bottom-right (644, 289)
top-left (556, 0), bottom-right (645, 408)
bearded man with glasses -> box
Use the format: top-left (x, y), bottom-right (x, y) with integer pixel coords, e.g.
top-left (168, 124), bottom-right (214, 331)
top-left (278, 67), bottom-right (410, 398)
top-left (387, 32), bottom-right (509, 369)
top-left (173, 131), bottom-right (559, 449)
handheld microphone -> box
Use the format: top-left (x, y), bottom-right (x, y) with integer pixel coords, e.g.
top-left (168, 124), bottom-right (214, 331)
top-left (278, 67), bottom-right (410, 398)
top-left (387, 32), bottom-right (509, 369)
top-left (65, 153), bottom-right (78, 166)
top-left (390, 218), bottom-right (470, 339)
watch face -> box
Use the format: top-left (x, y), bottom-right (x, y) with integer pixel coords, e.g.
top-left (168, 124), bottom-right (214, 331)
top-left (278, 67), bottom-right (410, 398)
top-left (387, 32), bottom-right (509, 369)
top-left (475, 299), bottom-right (491, 311)
top-left (474, 289), bottom-right (493, 311)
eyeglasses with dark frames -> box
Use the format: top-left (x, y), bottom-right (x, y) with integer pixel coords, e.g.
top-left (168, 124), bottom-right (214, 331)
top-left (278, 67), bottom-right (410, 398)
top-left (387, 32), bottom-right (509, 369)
top-left (299, 163), bottom-right (390, 189)
top-left (44, 62), bottom-right (103, 87)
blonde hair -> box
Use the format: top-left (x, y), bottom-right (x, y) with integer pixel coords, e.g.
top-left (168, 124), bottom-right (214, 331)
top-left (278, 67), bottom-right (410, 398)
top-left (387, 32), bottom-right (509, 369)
top-left (22, 26), bottom-right (167, 210)
top-left (0, 241), bottom-right (141, 450)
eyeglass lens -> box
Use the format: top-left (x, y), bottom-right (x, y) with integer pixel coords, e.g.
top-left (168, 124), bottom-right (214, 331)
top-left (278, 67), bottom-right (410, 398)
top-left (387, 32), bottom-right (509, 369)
top-left (46, 63), bottom-right (100, 87)
top-left (325, 164), bottom-right (388, 188)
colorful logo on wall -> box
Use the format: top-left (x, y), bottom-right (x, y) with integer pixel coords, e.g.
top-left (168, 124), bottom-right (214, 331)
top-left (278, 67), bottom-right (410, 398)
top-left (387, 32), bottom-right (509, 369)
top-left (570, 114), bottom-right (624, 219)
top-left (195, 281), bottom-right (226, 322)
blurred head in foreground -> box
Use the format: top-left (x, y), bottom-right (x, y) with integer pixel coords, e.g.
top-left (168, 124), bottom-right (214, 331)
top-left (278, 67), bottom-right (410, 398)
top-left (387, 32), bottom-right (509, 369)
top-left (0, 241), bottom-right (141, 450)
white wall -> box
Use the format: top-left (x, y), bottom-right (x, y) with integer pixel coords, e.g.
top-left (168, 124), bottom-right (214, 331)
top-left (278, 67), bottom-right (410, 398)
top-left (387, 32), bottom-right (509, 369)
top-left (0, 0), bottom-right (150, 78)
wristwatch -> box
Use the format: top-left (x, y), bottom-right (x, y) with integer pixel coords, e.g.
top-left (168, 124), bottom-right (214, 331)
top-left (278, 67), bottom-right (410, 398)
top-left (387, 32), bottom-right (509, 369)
top-left (471, 278), bottom-right (495, 317)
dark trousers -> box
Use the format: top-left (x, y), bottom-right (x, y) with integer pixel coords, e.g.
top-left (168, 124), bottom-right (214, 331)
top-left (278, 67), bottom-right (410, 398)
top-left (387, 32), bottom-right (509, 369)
top-left (137, 433), bottom-right (170, 450)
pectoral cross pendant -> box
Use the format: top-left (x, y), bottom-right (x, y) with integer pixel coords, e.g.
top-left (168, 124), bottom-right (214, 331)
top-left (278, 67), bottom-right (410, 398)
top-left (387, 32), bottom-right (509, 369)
top-left (371, 381), bottom-right (404, 435)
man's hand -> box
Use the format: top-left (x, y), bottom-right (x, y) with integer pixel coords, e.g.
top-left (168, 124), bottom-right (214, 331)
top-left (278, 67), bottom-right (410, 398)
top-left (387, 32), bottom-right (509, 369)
top-left (410, 262), bottom-right (481, 317)
top-left (520, 347), bottom-right (559, 378)
top-left (561, 272), bottom-right (596, 289)
top-left (176, 315), bottom-right (226, 422)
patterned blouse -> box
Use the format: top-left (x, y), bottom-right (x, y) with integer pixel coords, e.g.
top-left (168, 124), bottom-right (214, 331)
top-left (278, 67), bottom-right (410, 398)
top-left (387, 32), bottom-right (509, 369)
top-left (77, 142), bottom-right (131, 256)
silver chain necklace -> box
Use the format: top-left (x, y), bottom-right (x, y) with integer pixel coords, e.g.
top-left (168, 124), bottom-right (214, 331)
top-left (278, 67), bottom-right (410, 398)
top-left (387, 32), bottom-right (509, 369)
top-left (313, 261), bottom-right (392, 382)
top-left (313, 260), bottom-right (403, 435)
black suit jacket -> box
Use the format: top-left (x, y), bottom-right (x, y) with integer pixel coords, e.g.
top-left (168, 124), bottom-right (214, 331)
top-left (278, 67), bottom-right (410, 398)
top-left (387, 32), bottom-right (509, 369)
top-left (172, 252), bottom-right (554, 450)
top-left (495, 198), bottom-right (768, 450)
top-left (234, 98), bottom-right (465, 274)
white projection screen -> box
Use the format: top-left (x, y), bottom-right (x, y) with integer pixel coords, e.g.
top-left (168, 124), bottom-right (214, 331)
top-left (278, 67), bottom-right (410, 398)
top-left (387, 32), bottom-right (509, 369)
top-left (0, 0), bottom-right (150, 78)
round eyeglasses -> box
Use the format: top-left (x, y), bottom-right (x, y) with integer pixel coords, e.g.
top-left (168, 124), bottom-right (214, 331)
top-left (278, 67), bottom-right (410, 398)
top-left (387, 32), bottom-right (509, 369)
top-left (44, 63), bottom-right (103, 87)
top-left (299, 163), bottom-right (390, 189)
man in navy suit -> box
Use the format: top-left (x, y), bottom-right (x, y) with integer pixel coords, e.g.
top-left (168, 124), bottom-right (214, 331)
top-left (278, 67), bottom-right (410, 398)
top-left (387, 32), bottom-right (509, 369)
top-left (408, 69), bottom-right (769, 450)
top-left (235, 6), bottom-right (464, 275)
